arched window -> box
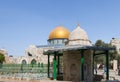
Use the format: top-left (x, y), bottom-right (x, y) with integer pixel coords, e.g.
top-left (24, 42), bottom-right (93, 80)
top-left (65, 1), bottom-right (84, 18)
top-left (22, 60), bottom-right (27, 64)
top-left (31, 59), bottom-right (36, 65)
top-left (62, 39), bottom-right (64, 43)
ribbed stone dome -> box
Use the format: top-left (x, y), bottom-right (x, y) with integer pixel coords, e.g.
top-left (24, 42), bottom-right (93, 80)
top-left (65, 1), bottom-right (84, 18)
top-left (68, 24), bottom-right (91, 46)
top-left (69, 25), bottom-right (89, 40)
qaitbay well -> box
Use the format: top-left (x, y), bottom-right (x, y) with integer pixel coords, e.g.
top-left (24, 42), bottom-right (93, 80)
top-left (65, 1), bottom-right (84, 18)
top-left (63, 25), bottom-right (93, 82)
top-left (63, 50), bottom-right (93, 82)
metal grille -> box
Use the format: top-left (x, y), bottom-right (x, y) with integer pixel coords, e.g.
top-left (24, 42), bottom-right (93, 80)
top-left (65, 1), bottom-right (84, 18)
top-left (0, 64), bottom-right (53, 80)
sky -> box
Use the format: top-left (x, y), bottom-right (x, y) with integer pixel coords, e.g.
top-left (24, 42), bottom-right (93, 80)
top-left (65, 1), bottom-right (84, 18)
top-left (0, 0), bottom-right (120, 56)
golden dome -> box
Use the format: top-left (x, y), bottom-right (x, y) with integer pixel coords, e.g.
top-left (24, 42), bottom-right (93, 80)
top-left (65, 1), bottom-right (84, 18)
top-left (49, 26), bottom-right (70, 39)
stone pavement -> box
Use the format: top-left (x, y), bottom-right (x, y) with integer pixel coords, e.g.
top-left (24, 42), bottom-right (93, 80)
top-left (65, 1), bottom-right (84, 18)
top-left (0, 70), bottom-right (120, 82)
top-left (0, 79), bottom-right (72, 82)
top-left (97, 69), bottom-right (120, 82)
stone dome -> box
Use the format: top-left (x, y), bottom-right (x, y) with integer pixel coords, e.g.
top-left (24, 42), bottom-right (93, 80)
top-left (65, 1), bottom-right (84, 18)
top-left (49, 26), bottom-right (70, 40)
top-left (68, 24), bottom-right (91, 46)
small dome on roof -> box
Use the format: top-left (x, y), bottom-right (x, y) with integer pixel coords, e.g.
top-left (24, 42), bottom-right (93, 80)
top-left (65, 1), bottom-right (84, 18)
top-left (68, 24), bottom-right (91, 46)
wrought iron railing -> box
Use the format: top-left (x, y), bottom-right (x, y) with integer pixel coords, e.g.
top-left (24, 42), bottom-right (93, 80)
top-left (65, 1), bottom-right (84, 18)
top-left (0, 64), bottom-right (53, 80)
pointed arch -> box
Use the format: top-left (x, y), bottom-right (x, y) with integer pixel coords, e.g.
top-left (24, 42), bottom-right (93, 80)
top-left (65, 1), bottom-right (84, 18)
top-left (22, 59), bottom-right (27, 64)
top-left (31, 59), bottom-right (36, 65)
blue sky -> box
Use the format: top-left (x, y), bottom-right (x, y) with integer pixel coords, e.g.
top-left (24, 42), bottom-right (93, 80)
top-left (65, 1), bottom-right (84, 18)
top-left (0, 0), bottom-right (120, 56)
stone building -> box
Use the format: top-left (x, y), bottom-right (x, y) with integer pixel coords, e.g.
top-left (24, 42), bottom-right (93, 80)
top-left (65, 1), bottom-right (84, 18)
top-left (63, 25), bottom-right (92, 82)
top-left (1, 24), bottom-right (115, 82)
top-left (0, 49), bottom-right (11, 64)
top-left (110, 38), bottom-right (120, 54)
top-left (45, 24), bottom-right (115, 82)
top-left (14, 26), bottom-right (70, 64)
top-left (46, 25), bottom-right (93, 82)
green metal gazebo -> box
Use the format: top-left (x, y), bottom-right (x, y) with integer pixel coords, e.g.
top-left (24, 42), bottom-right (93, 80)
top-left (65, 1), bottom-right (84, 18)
top-left (44, 45), bottom-right (115, 81)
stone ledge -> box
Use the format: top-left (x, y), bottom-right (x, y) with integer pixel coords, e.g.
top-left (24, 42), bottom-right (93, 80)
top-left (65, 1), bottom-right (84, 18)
top-left (0, 78), bottom-right (72, 82)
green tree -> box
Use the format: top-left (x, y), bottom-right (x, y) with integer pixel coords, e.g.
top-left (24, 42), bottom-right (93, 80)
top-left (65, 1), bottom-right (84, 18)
top-left (95, 40), bottom-right (104, 47)
top-left (0, 53), bottom-right (5, 64)
top-left (94, 39), bottom-right (117, 64)
top-left (116, 55), bottom-right (120, 64)
top-left (94, 55), bottom-right (105, 64)
top-left (109, 50), bottom-right (118, 60)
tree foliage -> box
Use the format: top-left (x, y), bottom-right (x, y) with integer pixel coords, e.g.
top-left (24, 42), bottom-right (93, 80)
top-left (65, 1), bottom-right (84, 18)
top-left (95, 40), bottom-right (105, 47)
top-left (0, 53), bottom-right (5, 64)
top-left (94, 55), bottom-right (105, 64)
top-left (94, 39), bottom-right (117, 64)
top-left (116, 55), bottom-right (120, 64)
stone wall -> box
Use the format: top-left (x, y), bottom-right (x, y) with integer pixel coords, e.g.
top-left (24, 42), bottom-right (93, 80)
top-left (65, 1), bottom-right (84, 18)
top-left (63, 50), bottom-right (93, 82)
top-left (84, 50), bottom-right (93, 82)
top-left (110, 38), bottom-right (120, 54)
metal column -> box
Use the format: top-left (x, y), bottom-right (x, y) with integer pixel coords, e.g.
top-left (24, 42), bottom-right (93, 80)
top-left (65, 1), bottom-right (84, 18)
top-left (48, 54), bottom-right (50, 78)
top-left (81, 50), bottom-right (84, 81)
top-left (53, 53), bottom-right (57, 80)
top-left (57, 55), bottom-right (60, 75)
top-left (106, 50), bottom-right (109, 80)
